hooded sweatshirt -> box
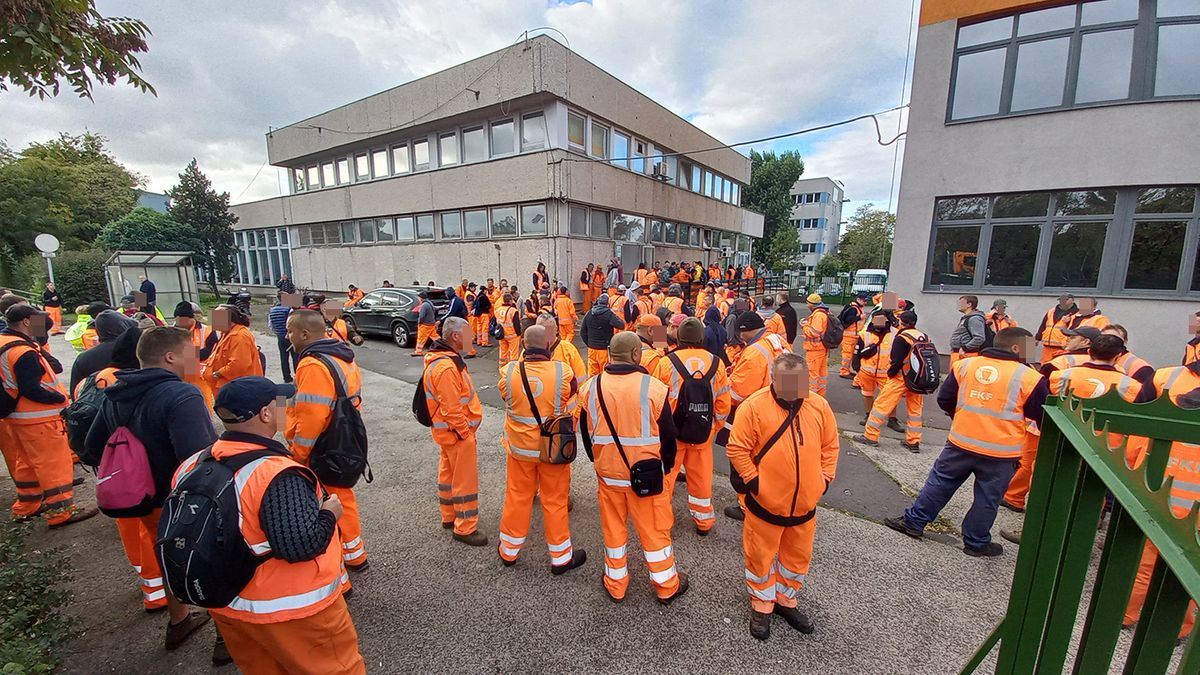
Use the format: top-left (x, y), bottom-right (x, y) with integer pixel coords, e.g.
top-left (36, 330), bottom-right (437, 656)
top-left (703, 305), bottom-right (730, 365)
top-left (299, 337), bottom-right (357, 364)
top-left (83, 367), bottom-right (217, 504)
top-left (69, 310), bottom-right (138, 393)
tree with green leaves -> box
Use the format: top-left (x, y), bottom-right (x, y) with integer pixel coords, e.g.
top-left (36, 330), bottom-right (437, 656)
top-left (742, 150), bottom-right (804, 265)
top-left (168, 159), bottom-right (237, 295)
top-left (837, 204), bottom-right (895, 272)
top-left (762, 222), bottom-right (801, 274)
top-left (814, 254), bottom-right (846, 280)
top-left (97, 207), bottom-right (200, 252)
top-left (0, 0), bottom-right (154, 99)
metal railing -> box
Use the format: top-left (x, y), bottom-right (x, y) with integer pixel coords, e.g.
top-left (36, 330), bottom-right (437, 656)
top-left (962, 390), bottom-right (1200, 674)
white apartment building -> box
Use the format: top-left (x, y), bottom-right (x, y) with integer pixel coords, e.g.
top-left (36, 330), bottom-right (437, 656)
top-left (789, 176), bottom-right (845, 279)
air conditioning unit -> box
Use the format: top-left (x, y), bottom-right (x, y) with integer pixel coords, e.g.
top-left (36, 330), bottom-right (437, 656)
top-left (720, 246), bottom-right (734, 257)
top-left (652, 162), bottom-right (671, 182)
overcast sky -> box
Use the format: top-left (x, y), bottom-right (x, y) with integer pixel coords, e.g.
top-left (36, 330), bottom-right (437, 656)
top-left (1, 0), bottom-right (917, 215)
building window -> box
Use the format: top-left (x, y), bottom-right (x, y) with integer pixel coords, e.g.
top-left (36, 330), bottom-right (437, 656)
top-left (929, 226), bottom-right (981, 286)
top-left (690, 165), bottom-right (701, 194)
top-left (413, 214), bottom-right (433, 241)
top-left (340, 222), bottom-right (356, 244)
top-left (464, 209), bottom-right (489, 239)
top-left (689, 225), bottom-right (701, 247)
top-left (949, 1), bottom-right (1200, 121)
top-left (440, 211), bottom-right (462, 239)
top-left (651, 220), bottom-right (663, 243)
top-left (631, 140), bottom-right (646, 173)
top-left (1046, 222), bottom-right (1107, 287)
top-left (439, 132), bottom-right (459, 167)
top-left (336, 158), bottom-right (350, 184)
top-left (371, 149), bottom-right (389, 178)
top-left (355, 154), bottom-right (370, 180)
top-left (392, 145), bottom-right (410, 175)
top-left (292, 168), bottom-right (305, 192)
top-left (704, 171), bottom-right (714, 198)
top-left (521, 112), bottom-right (546, 151)
top-left (323, 223), bottom-right (341, 245)
top-left (306, 165), bottom-right (320, 189)
top-left (665, 221), bottom-right (677, 244)
top-left (520, 203), bottom-right (546, 236)
top-left (590, 209), bottom-right (611, 238)
top-left (731, 182), bottom-right (740, 205)
top-left (1125, 220), bottom-right (1187, 289)
top-left (590, 122), bottom-right (608, 159)
top-left (462, 127), bottom-right (486, 163)
top-left (613, 214), bottom-right (645, 243)
top-left (985, 223), bottom-right (1040, 286)
top-left (679, 160), bottom-right (693, 190)
top-left (569, 205), bottom-right (588, 236)
top-left (358, 220), bottom-right (376, 244)
top-left (297, 227), bottom-right (310, 246)
top-left (491, 206), bottom-right (517, 237)
top-left (490, 120), bottom-right (515, 157)
top-left (389, 217), bottom-right (409, 242)
top-left (611, 131), bottom-right (630, 169)
top-left (412, 139), bottom-right (430, 171)
top-left (321, 162), bottom-right (336, 188)
top-left (567, 112), bottom-right (586, 150)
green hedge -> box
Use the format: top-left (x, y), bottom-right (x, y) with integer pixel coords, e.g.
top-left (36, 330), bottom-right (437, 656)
top-left (9, 249), bottom-right (110, 308)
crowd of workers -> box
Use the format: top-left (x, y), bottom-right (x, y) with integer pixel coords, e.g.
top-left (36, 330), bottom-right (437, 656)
top-left (0, 261), bottom-right (1197, 669)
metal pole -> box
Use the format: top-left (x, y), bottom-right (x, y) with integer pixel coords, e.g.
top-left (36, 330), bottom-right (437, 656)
top-left (44, 255), bottom-right (55, 283)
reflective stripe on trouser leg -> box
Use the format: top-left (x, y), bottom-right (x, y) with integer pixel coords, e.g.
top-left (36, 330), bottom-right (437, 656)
top-left (865, 378), bottom-right (904, 442)
top-left (775, 517), bottom-right (817, 609)
top-left (114, 516), bottom-right (164, 609)
top-left (597, 484), bottom-right (630, 600)
top-left (437, 449), bottom-right (456, 525)
top-left (14, 420), bottom-right (76, 525)
top-left (680, 439), bottom-right (715, 531)
top-left (904, 390), bottom-right (924, 445)
top-left (742, 508), bottom-right (786, 614)
top-left (0, 423), bottom-right (43, 517)
top-left (536, 462), bottom-right (574, 566)
top-left (498, 454), bottom-right (536, 562)
top-left (627, 490), bottom-right (679, 599)
top-left (329, 485), bottom-right (366, 566)
top-left (805, 348), bottom-right (828, 395)
top-left (440, 435), bottom-right (480, 535)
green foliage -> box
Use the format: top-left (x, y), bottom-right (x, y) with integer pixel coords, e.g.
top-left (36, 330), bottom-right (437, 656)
top-left (0, 522), bottom-right (74, 673)
top-left (0, 0), bottom-right (155, 100)
top-left (742, 150), bottom-right (804, 264)
top-left (97, 207), bottom-right (200, 252)
top-left (168, 159), bottom-right (237, 295)
top-left (814, 254), bottom-right (847, 279)
top-left (762, 222), bottom-right (801, 274)
top-left (837, 204), bottom-right (895, 272)
top-left (14, 248), bottom-right (110, 306)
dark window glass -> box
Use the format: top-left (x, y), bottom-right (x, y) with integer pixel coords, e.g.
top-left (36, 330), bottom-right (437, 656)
top-left (665, 221), bottom-right (678, 243)
top-left (935, 196), bottom-right (989, 221)
top-left (340, 222), bottom-right (355, 243)
top-left (1011, 37), bottom-right (1070, 111)
top-left (958, 16), bottom-right (1013, 47)
top-left (357, 220), bottom-right (375, 243)
top-left (416, 214), bottom-right (435, 240)
top-left (1045, 222), bottom-right (1107, 287)
top-left (1075, 29), bottom-right (1134, 104)
top-left (651, 220), bottom-right (663, 242)
top-left (985, 224), bottom-right (1040, 286)
top-left (1054, 190), bottom-right (1117, 215)
top-left (1125, 220), bottom-right (1186, 290)
top-left (1017, 4), bottom-right (1075, 36)
top-left (951, 48), bottom-right (1007, 119)
top-left (1193, 240), bottom-right (1200, 291)
top-left (491, 207), bottom-right (517, 237)
top-left (590, 210), bottom-right (610, 238)
top-left (992, 193), bottom-right (1049, 218)
top-left (569, 206), bottom-right (588, 236)
top-left (928, 226), bottom-right (980, 286)
top-left (1155, 24), bottom-right (1200, 97)
top-left (1136, 187), bottom-right (1196, 214)
top-left (464, 210), bottom-right (488, 238)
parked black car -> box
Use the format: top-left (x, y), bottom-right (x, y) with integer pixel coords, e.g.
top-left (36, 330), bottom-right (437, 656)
top-left (342, 287), bottom-right (448, 347)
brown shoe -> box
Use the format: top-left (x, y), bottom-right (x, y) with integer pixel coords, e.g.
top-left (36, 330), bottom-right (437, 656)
top-left (165, 610), bottom-right (211, 650)
top-left (48, 506), bottom-right (99, 529)
top-left (453, 530), bottom-right (489, 546)
top-left (656, 572), bottom-right (690, 606)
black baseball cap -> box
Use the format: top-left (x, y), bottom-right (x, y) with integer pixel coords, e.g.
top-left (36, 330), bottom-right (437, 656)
top-left (1062, 326), bottom-right (1101, 341)
top-left (735, 312), bottom-right (765, 331)
top-left (214, 376), bottom-right (294, 423)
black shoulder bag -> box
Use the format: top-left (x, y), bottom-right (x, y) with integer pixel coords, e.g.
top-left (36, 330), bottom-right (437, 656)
top-left (595, 373), bottom-right (662, 496)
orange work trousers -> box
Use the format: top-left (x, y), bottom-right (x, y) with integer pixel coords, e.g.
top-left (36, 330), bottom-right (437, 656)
top-left (581, 287), bottom-right (594, 314)
top-left (1125, 540), bottom-right (1197, 639)
top-left (839, 332), bottom-right (858, 377)
top-left (805, 347), bottom-right (828, 396)
top-left (559, 321), bottom-right (575, 343)
top-left (864, 377), bottom-right (923, 445)
top-left (0, 419), bottom-right (77, 525)
top-left (665, 429), bottom-right (717, 532)
top-left (1003, 430), bottom-right (1041, 510)
top-left (213, 595), bottom-right (365, 675)
top-left (498, 455), bottom-right (574, 567)
top-left (329, 484), bottom-right (366, 568)
top-left (598, 483), bottom-right (680, 601)
top-left (857, 370), bottom-right (886, 402)
top-left (475, 313), bottom-right (491, 346)
top-left (437, 434), bottom-right (480, 535)
top-left (184, 372), bottom-right (214, 411)
top-left (498, 337), bottom-right (520, 367)
top-left (587, 348), bottom-right (609, 377)
top-left (414, 324), bottom-right (437, 355)
top-left (742, 509), bottom-right (817, 614)
top-left (46, 306), bottom-right (63, 335)
top-left (115, 509), bottom-right (167, 610)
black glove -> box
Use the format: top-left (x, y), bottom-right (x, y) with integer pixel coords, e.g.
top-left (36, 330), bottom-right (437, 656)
top-left (746, 477), bottom-right (760, 495)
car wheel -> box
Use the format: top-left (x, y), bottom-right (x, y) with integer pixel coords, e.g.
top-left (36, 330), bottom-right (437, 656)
top-left (392, 321), bottom-right (412, 348)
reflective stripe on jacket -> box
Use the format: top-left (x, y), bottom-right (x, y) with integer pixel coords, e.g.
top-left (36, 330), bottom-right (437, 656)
top-left (947, 356), bottom-right (1045, 459)
top-left (857, 328), bottom-right (894, 377)
top-left (580, 370), bottom-right (669, 488)
top-left (286, 353), bottom-right (363, 464)
top-left (652, 347), bottom-right (732, 426)
top-left (1039, 307), bottom-right (1075, 348)
top-left (422, 350), bottom-right (483, 445)
top-left (498, 358), bottom-right (576, 460)
top-left (550, 339), bottom-right (587, 387)
top-left (802, 308), bottom-right (829, 351)
top-left (0, 335), bottom-right (67, 423)
top-left (730, 332), bottom-right (790, 404)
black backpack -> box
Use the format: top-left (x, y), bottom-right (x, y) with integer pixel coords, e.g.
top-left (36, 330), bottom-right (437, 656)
top-left (819, 309), bottom-right (844, 349)
top-left (0, 340), bottom-right (34, 419)
top-left (981, 318), bottom-right (997, 350)
top-left (669, 353), bottom-right (719, 444)
top-left (904, 333), bottom-right (942, 394)
top-left (156, 448), bottom-right (279, 608)
top-left (412, 353), bottom-right (463, 427)
top-left (308, 354), bottom-right (371, 488)
top-left (63, 374), bottom-right (106, 462)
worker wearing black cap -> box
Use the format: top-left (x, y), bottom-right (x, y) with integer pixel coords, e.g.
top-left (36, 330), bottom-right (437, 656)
top-left (1040, 326), bottom-right (1101, 376)
top-left (173, 301), bottom-right (219, 409)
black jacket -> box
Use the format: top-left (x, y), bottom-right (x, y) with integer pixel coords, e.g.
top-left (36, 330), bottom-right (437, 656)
top-left (580, 306), bottom-right (624, 349)
top-left (84, 367), bottom-right (217, 506)
top-left (0, 329), bottom-right (65, 405)
top-left (579, 363), bottom-right (679, 472)
top-left (473, 292), bottom-right (492, 316)
top-left (69, 311), bottom-right (138, 394)
top-left (777, 302), bottom-right (799, 345)
top-left (703, 305), bottom-right (729, 365)
top-left (139, 279), bottom-right (157, 305)
top-left (42, 290), bottom-right (63, 308)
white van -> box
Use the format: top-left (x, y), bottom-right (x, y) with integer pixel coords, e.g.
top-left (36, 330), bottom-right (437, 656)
top-left (851, 269), bottom-right (888, 294)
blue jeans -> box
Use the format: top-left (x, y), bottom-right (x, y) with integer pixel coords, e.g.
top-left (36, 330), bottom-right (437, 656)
top-left (277, 334), bottom-right (298, 381)
top-left (904, 443), bottom-right (1018, 550)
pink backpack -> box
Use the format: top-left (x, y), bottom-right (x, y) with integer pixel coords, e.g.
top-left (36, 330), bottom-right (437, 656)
top-left (96, 400), bottom-right (155, 517)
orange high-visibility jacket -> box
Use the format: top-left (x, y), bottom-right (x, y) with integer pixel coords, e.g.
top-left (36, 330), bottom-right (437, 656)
top-left (652, 347), bottom-right (731, 429)
top-left (986, 310), bottom-right (1018, 332)
top-left (708, 265), bottom-right (720, 280)
top-left (727, 389), bottom-right (839, 522)
top-left (696, 290), bottom-right (712, 316)
top-left (344, 288), bottom-right (365, 307)
top-left (1070, 311), bottom-right (1110, 332)
top-left (765, 313), bottom-right (786, 339)
top-left (554, 296), bottom-right (577, 325)
top-left (593, 268), bottom-right (606, 291)
top-left (730, 332), bottom-right (790, 406)
top-left (645, 271), bottom-right (659, 287)
top-left (81, 327), bottom-right (100, 350)
top-left (718, 297), bottom-right (734, 319)
top-left (325, 318), bottom-right (351, 343)
top-left (1115, 351), bottom-right (1154, 381)
top-left (639, 339), bottom-right (663, 373)
top-left (671, 270), bottom-right (690, 286)
top-left (947, 356), bottom-right (1045, 459)
top-left (742, 267), bottom-right (755, 279)
top-left (550, 338), bottom-right (587, 387)
top-left (856, 327), bottom-right (895, 378)
top-left (0, 335), bottom-right (68, 424)
top-left (496, 305), bottom-right (520, 338)
top-left (1184, 339), bottom-right (1199, 367)
top-left (635, 296), bottom-right (654, 319)
top-left (802, 307), bottom-right (830, 352)
top-left (663, 296), bottom-right (685, 316)
top-left (579, 269), bottom-right (593, 292)
top-left (1127, 366), bottom-right (1200, 516)
top-left (174, 438), bottom-right (344, 625)
top-left (1037, 307), bottom-right (1077, 348)
top-left (422, 348), bottom-right (483, 445)
top-left (286, 351), bottom-right (363, 465)
top-left (650, 292), bottom-right (665, 311)
top-left (1043, 350), bottom-right (1091, 374)
top-left (204, 324), bottom-right (263, 391)
top-left (610, 296), bottom-right (630, 328)
top-left (580, 369), bottom-right (671, 488)
top-left (498, 356), bottom-right (578, 461)
top-left (1049, 362), bottom-right (1144, 449)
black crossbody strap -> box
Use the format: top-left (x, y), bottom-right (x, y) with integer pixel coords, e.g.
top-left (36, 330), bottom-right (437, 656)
top-left (594, 373), bottom-right (631, 471)
top-left (518, 362), bottom-right (545, 428)
top-left (752, 402), bottom-right (802, 466)
top-left (313, 354), bottom-right (347, 400)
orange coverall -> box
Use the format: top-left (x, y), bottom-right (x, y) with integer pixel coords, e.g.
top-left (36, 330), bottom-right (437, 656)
top-left (423, 347), bottom-right (484, 535)
top-left (203, 323), bottom-right (263, 393)
top-left (801, 307), bottom-right (830, 395)
top-left (554, 296), bottom-right (578, 342)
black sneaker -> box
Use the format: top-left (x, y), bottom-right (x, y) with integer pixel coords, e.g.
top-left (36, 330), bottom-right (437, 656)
top-left (963, 542), bottom-right (1004, 557)
top-left (550, 549), bottom-right (587, 576)
top-left (346, 560), bottom-right (369, 573)
top-left (1000, 501), bottom-right (1025, 513)
top-left (859, 416), bottom-right (867, 426)
top-left (723, 505), bottom-right (745, 521)
top-left (442, 521), bottom-right (454, 530)
top-left (883, 516), bottom-right (922, 539)
top-left (774, 605), bottom-right (815, 634)
top-left (887, 417), bottom-right (904, 433)
top-left (695, 526), bottom-right (711, 537)
top-left (851, 434), bottom-right (878, 447)
top-left (675, 471), bottom-right (687, 484)
top-left (750, 611), bottom-right (772, 641)
top-left (656, 572), bottom-right (690, 606)
top-left (902, 442), bottom-right (920, 453)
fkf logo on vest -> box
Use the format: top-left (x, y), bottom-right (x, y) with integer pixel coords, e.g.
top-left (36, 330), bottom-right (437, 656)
top-left (969, 365), bottom-right (999, 401)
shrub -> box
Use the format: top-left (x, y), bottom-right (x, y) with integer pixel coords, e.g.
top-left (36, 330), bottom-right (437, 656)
top-left (50, 249), bottom-right (111, 307)
top-left (0, 522), bottom-right (75, 673)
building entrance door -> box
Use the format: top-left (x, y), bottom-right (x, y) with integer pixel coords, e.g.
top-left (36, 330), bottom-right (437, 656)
top-left (618, 243), bottom-right (647, 286)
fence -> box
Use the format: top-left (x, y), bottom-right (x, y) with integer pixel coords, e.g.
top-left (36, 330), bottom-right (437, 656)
top-left (961, 390), bottom-right (1200, 674)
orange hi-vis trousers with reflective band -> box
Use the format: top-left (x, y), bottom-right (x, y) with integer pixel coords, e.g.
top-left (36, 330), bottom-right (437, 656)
top-left (864, 377), bottom-right (923, 445)
top-left (742, 509), bottom-right (816, 613)
top-left (437, 435), bottom-right (480, 535)
top-left (46, 306), bottom-right (63, 335)
top-left (587, 348), bottom-right (609, 377)
top-left (212, 595), bottom-right (366, 675)
top-left (414, 324), bottom-right (437, 355)
top-left (475, 313), bottom-right (491, 346)
top-left (805, 346), bottom-right (829, 396)
top-left (1003, 429), bottom-right (1041, 510)
top-left (498, 456), bottom-right (574, 567)
top-left (0, 419), bottom-right (77, 525)
top-left (598, 483), bottom-right (680, 601)
top-left (839, 331), bottom-right (858, 377)
top-left (559, 321), bottom-right (575, 343)
top-left (330, 485), bottom-right (366, 569)
top-left (499, 337), bottom-right (520, 367)
top-left (115, 510), bottom-right (168, 610)
top-left (666, 430), bottom-right (717, 532)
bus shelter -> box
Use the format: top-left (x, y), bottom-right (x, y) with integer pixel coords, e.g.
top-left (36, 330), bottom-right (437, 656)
top-left (104, 251), bottom-right (198, 311)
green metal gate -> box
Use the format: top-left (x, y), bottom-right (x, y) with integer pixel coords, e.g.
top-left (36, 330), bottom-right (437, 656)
top-left (962, 390), bottom-right (1200, 674)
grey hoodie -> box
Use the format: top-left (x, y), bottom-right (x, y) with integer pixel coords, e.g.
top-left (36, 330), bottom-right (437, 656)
top-left (950, 310), bottom-right (987, 352)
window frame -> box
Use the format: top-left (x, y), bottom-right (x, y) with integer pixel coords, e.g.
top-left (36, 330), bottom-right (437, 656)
top-left (370, 148), bottom-right (390, 179)
top-left (490, 205), bottom-right (518, 238)
top-left (490, 118), bottom-right (516, 158)
top-left (567, 111), bottom-right (587, 152)
top-left (521, 111), bottom-right (546, 152)
top-left (391, 144), bottom-right (411, 175)
top-left (519, 203), bottom-right (547, 237)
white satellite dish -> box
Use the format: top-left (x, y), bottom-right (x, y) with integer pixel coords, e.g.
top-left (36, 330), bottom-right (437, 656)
top-left (34, 233), bottom-right (60, 253)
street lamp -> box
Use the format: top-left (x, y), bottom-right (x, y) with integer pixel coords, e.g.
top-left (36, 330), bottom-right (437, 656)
top-left (34, 233), bottom-right (60, 283)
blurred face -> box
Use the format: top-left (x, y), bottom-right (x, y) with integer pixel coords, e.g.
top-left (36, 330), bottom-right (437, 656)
top-left (1079, 298), bottom-right (1097, 312)
top-left (1190, 314), bottom-right (1200, 335)
top-left (871, 314), bottom-right (888, 329)
top-left (993, 304), bottom-right (1006, 316)
top-left (1067, 335), bottom-right (1089, 352)
top-left (1059, 296), bottom-right (1074, 309)
top-left (450, 324), bottom-right (471, 351)
top-left (47, 283), bottom-right (55, 292)
top-left (773, 366), bottom-right (808, 402)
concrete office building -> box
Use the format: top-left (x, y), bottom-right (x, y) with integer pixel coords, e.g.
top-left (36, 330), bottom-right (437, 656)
top-left (890, 0), bottom-right (1200, 365)
top-left (789, 176), bottom-right (844, 279)
top-left (228, 35), bottom-right (763, 297)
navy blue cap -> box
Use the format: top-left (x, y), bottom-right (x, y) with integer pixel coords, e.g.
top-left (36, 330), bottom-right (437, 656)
top-left (214, 376), bottom-right (295, 423)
